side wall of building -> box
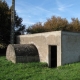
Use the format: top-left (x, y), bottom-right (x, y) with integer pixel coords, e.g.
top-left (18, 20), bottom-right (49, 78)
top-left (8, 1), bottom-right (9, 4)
top-left (62, 32), bottom-right (80, 65)
top-left (17, 31), bottom-right (62, 67)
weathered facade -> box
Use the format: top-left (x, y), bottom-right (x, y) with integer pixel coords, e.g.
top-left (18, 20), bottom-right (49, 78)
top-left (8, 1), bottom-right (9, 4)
top-left (6, 44), bottom-right (39, 63)
top-left (17, 31), bottom-right (80, 67)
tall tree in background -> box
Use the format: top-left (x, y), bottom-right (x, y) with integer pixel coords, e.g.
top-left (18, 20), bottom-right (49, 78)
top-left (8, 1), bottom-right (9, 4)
top-left (26, 16), bottom-right (80, 34)
top-left (70, 18), bottom-right (80, 32)
top-left (26, 16), bottom-right (69, 34)
top-left (0, 1), bottom-right (25, 49)
top-left (27, 22), bottom-right (45, 34)
top-left (44, 16), bottom-right (68, 31)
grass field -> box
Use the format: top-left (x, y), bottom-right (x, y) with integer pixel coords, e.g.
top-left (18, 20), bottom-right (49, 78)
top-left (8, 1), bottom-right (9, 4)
top-left (0, 56), bottom-right (80, 80)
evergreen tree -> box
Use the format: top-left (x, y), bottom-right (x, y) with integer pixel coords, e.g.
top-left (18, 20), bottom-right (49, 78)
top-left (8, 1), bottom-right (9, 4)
top-left (0, 1), bottom-right (25, 49)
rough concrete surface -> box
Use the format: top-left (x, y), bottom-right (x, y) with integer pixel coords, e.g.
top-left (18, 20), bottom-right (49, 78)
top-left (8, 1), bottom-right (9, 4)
top-left (6, 44), bottom-right (39, 63)
top-left (17, 31), bottom-right (80, 67)
top-left (17, 31), bottom-right (61, 67)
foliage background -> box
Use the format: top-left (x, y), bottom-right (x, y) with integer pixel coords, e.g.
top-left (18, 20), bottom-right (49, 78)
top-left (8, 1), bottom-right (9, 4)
top-left (27, 16), bottom-right (80, 34)
top-left (0, 1), bottom-right (25, 55)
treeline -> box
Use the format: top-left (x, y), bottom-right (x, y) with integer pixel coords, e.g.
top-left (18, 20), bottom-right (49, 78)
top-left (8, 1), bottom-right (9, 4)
top-left (0, 1), bottom-right (25, 54)
top-left (26, 16), bottom-right (80, 34)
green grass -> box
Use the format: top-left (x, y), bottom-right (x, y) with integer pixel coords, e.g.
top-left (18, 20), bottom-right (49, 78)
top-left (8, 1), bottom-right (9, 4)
top-left (0, 56), bottom-right (80, 80)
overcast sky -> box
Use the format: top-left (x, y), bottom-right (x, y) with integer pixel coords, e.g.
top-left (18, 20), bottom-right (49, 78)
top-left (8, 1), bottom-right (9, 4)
top-left (6, 0), bottom-right (80, 27)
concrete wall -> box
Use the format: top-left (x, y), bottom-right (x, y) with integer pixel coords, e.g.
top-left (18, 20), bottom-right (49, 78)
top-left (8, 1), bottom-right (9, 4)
top-left (62, 32), bottom-right (80, 65)
top-left (6, 44), bottom-right (39, 63)
top-left (17, 31), bottom-right (80, 67)
top-left (6, 44), bottom-right (16, 63)
top-left (17, 31), bottom-right (61, 67)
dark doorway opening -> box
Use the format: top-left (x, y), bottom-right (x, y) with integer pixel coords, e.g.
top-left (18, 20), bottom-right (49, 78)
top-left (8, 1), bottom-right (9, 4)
top-left (49, 45), bottom-right (57, 68)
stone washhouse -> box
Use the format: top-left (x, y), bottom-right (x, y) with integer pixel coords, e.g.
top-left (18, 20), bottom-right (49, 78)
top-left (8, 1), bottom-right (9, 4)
top-left (16, 31), bottom-right (80, 67)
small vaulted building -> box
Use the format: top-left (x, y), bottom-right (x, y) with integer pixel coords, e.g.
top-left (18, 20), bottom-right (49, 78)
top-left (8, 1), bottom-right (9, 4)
top-left (6, 44), bottom-right (40, 63)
